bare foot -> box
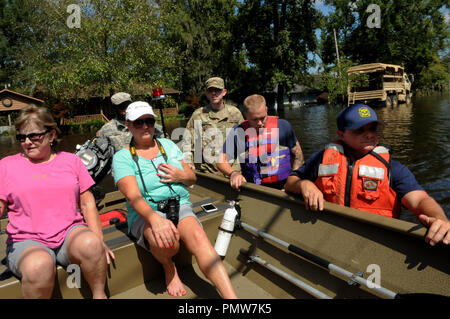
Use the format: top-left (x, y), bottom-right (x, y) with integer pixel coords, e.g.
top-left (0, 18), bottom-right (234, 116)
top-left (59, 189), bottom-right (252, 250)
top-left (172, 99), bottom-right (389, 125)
top-left (163, 263), bottom-right (186, 297)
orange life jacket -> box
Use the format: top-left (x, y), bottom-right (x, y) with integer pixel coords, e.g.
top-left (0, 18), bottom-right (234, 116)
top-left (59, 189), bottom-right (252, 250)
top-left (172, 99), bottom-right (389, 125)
top-left (315, 141), bottom-right (400, 218)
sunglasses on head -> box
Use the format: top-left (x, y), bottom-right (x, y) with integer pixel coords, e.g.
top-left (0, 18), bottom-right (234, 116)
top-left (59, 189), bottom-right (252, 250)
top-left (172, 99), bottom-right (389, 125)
top-left (132, 117), bottom-right (155, 128)
top-left (16, 129), bottom-right (51, 143)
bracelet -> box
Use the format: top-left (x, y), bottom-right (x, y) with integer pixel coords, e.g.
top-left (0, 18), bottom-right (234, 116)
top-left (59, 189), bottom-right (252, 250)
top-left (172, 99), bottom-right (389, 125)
top-left (228, 170), bottom-right (240, 178)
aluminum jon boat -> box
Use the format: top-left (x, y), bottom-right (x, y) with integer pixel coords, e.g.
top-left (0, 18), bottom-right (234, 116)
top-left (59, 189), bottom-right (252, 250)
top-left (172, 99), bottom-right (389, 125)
top-left (0, 172), bottom-right (448, 299)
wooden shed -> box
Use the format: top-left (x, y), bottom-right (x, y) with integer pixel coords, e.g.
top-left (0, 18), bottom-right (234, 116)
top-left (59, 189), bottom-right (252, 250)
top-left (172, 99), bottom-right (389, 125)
top-left (0, 89), bottom-right (44, 126)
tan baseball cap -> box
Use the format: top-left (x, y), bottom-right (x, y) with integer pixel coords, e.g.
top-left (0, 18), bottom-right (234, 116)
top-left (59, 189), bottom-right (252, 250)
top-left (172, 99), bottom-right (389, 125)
top-left (206, 77), bottom-right (224, 89)
top-left (111, 92), bottom-right (131, 106)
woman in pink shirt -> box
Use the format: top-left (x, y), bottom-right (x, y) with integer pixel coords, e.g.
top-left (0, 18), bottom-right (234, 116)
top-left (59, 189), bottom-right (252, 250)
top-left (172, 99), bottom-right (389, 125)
top-left (0, 104), bottom-right (114, 298)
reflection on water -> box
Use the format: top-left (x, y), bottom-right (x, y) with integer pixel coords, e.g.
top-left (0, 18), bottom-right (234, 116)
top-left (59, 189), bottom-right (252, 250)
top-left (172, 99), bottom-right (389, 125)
top-left (1, 94), bottom-right (449, 221)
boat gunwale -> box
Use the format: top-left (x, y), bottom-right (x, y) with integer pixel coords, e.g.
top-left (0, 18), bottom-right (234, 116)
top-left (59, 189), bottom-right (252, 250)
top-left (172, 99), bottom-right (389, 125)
top-left (0, 172), bottom-right (437, 246)
top-left (195, 172), bottom-right (432, 244)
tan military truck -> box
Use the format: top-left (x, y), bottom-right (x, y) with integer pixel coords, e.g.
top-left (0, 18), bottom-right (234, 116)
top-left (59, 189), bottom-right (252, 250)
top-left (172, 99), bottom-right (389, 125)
top-left (347, 63), bottom-right (412, 107)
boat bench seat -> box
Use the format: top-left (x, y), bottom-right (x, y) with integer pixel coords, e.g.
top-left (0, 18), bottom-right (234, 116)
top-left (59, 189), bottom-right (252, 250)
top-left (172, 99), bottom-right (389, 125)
top-left (0, 197), bottom-right (226, 298)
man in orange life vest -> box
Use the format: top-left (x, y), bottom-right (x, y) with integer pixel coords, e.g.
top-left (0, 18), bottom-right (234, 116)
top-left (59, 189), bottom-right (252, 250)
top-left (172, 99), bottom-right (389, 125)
top-left (217, 94), bottom-right (304, 190)
top-left (284, 103), bottom-right (450, 246)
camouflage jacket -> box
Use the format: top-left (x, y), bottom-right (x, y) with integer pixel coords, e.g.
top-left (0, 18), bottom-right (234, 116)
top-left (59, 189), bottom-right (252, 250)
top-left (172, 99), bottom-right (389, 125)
top-left (182, 103), bottom-right (244, 173)
top-left (98, 118), bottom-right (164, 152)
top-left (98, 119), bottom-right (132, 152)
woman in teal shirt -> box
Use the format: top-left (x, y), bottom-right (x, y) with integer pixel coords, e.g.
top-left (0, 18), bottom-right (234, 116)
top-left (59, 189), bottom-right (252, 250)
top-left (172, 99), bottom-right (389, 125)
top-left (112, 101), bottom-right (236, 298)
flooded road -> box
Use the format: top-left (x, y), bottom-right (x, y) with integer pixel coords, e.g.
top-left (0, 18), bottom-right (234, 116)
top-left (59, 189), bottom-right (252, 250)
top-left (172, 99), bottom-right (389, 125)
top-left (1, 93), bottom-right (449, 221)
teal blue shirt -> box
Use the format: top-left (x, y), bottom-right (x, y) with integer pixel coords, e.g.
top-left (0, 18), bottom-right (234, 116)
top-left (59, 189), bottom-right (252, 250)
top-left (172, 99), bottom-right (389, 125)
top-left (112, 138), bottom-right (191, 232)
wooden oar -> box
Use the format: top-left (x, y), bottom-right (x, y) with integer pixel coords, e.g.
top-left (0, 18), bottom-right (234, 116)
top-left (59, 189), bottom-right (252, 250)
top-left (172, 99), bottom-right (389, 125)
top-left (239, 221), bottom-right (449, 299)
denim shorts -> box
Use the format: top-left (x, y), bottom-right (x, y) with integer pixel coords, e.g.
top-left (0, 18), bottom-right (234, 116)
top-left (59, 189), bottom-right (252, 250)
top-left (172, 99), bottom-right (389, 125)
top-left (130, 203), bottom-right (201, 250)
top-left (6, 224), bottom-right (86, 278)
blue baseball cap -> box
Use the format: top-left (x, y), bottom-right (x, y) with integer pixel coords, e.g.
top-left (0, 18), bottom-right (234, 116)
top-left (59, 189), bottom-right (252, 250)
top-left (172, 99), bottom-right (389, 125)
top-left (337, 104), bottom-right (386, 131)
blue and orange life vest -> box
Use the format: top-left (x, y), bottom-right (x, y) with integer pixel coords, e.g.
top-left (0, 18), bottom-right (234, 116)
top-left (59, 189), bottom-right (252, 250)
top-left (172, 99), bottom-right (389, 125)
top-left (240, 116), bottom-right (291, 185)
top-left (315, 141), bottom-right (400, 218)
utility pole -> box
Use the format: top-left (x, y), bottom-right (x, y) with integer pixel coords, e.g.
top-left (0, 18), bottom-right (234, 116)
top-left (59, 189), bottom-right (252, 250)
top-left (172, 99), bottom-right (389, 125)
top-left (333, 28), bottom-right (341, 77)
top-left (333, 28), bottom-right (345, 104)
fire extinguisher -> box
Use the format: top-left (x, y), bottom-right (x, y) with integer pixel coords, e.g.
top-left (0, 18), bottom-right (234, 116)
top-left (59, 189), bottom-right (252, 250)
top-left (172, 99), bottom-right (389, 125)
top-left (214, 201), bottom-right (241, 257)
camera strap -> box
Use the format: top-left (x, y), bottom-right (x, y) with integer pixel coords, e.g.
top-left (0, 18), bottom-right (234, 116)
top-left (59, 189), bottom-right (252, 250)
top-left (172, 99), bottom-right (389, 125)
top-left (129, 138), bottom-right (180, 202)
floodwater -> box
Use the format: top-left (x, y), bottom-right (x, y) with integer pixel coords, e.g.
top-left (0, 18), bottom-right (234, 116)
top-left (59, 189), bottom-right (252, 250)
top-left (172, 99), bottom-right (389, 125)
top-left (280, 92), bottom-right (450, 221)
top-left (1, 93), bottom-right (449, 222)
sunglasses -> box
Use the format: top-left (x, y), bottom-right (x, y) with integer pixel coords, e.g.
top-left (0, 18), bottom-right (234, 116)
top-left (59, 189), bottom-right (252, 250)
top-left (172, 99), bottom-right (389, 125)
top-left (132, 117), bottom-right (155, 128)
top-left (16, 129), bottom-right (51, 143)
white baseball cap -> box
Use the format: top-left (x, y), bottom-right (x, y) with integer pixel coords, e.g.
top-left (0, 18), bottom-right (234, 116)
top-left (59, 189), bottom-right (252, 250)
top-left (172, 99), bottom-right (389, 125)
top-left (125, 101), bottom-right (158, 121)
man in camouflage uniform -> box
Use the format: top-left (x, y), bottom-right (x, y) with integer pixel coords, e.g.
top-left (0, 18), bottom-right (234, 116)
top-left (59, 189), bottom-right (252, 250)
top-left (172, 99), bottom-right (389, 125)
top-left (182, 77), bottom-right (244, 174)
top-left (98, 92), bottom-right (162, 152)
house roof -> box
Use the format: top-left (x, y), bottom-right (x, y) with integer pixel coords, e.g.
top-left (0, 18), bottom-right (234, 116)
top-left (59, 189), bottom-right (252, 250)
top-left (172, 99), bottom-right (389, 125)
top-left (0, 89), bottom-right (45, 112)
top-left (268, 84), bottom-right (322, 95)
top-left (0, 89), bottom-right (45, 104)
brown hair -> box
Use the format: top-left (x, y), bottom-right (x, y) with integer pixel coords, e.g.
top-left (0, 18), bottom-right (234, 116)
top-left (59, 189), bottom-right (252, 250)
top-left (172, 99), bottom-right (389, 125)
top-left (243, 94), bottom-right (266, 113)
top-left (15, 104), bottom-right (61, 148)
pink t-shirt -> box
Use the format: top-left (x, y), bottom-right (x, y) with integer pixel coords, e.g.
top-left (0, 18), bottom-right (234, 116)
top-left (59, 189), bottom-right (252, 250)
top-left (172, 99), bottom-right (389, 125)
top-left (0, 152), bottom-right (95, 248)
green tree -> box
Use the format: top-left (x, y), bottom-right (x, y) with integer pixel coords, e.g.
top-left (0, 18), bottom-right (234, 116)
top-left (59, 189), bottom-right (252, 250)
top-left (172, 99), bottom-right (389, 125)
top-left (159, 0), bottom-right (242, 96)
top-left (0, 0), bottom-right (39, 88)
top-left (9, 0), bottom-right (178, 100)
top-left (321, 0), bottom-right (449, 89)
top-left (236, 0), bottom-right (321, 108)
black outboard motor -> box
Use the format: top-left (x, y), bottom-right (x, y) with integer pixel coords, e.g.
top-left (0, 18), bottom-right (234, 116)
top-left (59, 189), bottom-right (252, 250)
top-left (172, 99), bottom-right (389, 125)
top-left (75, 136), bottom-right (115, 185)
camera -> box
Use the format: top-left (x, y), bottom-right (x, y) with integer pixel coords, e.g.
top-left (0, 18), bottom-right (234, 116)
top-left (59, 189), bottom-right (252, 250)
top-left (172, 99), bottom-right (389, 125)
top-left (157, 197), bottom-right (180, 226)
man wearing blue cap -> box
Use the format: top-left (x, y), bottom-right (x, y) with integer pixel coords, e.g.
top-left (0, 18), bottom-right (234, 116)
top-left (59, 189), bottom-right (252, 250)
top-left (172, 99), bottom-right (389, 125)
top-left (285, 103), bottom-right (450, 246)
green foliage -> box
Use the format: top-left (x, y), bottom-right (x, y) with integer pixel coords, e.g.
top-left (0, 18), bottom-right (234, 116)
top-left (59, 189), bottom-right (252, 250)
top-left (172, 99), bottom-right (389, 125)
top-left (237, 0), bottom-right (322, 102)
top-left (320, 58), bottom-right (355, 104)
top-left (5, 0), bottom-right (178, 98)
top-left (64, 119), bottom-right (105, 134)
top-left (1, 0), bottom-right (448, 106)
top-left (321, 0), bottom-right (449, 89)
top-left (159, 0), bottom-right (241, 95)
top-left (416, 54), bottom-right (449, 90)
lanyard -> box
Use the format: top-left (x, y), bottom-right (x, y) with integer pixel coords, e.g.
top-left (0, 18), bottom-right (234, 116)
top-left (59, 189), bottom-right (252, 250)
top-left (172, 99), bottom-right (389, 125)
top-left (129, 138), bottom-right (179, 203)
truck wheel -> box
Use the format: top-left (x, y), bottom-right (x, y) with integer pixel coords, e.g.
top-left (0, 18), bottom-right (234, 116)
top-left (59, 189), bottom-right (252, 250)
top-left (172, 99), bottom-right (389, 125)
top-left (384, 96), bottom-right (392, 108)
top-left (392, 94), bottom-right (398, 107)
top-left (406, 93), bottom-right (411, 104)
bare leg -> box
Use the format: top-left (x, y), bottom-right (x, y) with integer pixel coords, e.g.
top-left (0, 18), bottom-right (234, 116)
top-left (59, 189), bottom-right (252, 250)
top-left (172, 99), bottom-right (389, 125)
top-left (178, 217), bottom-right (237, 299)
top-left (142, 223), bottom-right (186, 297)
top-left (66, 227), bottom-right (107, 299)
top-left (18, 247), bottom-right (56, 298)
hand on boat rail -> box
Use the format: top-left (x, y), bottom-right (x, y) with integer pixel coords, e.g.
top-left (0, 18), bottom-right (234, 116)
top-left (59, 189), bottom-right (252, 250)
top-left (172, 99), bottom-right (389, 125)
top-left (229, 171), bottom-right (247, 191)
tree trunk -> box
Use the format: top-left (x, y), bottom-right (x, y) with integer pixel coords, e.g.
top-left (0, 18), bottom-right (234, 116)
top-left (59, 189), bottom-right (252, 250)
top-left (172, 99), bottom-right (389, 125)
top-left (277, 83), bottom-right (285, 111)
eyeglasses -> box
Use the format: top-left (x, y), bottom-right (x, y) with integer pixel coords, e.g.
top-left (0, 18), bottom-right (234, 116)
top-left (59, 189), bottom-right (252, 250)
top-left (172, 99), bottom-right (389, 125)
top-left (16, 129), bottom-right (51, 143)
top-left (132, 117), bottom-right (155, 128)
